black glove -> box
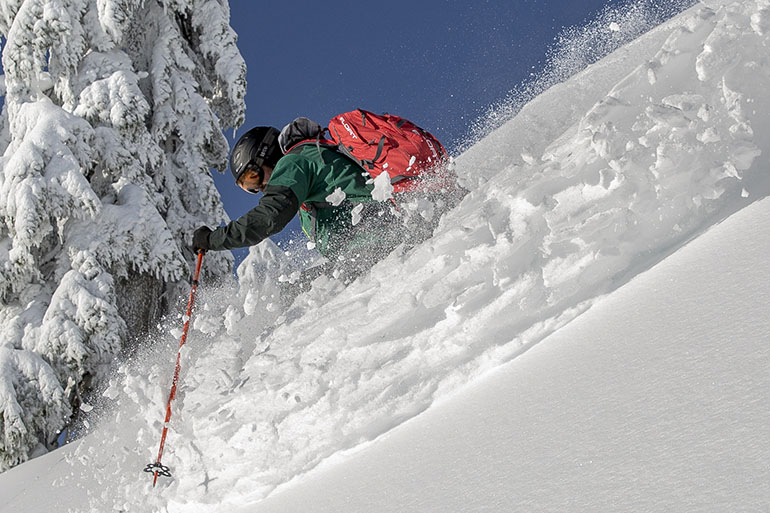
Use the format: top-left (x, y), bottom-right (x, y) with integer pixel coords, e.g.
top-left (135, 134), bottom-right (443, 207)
top-left (192, 226), bottom-right (213, 252)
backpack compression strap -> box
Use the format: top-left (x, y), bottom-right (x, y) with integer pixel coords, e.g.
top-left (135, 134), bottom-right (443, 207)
top-left (329, 124), bottom-right (387, 172)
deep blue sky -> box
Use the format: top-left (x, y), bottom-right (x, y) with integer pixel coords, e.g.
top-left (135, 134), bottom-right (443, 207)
top-left (216, 0), bottom-right (631, 258)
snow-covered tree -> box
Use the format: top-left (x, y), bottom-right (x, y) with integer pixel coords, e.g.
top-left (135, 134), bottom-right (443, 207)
top-left (0, 0), bottom-right (245, 470)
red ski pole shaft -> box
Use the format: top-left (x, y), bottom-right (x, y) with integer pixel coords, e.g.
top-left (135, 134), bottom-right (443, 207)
top-left (151, 250), bottom-right (205, 487)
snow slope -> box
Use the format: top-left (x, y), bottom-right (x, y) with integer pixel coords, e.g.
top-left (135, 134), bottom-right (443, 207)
top-left (2, 0), bottom-right (770, 511)
top-left (255, 173), bottom-right (770, 513)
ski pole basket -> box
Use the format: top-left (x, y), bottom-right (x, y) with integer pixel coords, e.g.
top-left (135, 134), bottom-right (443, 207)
top-left (144, 462), bottom-right (172, 479)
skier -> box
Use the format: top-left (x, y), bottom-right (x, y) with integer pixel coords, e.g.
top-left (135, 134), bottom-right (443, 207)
top-left (192, 116), bottom-right (461, 280)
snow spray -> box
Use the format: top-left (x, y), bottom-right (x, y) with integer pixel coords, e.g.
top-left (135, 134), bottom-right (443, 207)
top-left (145, 250), bottom-right (205, 487)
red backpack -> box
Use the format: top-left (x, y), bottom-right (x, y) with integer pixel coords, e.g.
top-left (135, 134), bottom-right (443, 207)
top-left (286, 109), bottom-right (452, 193)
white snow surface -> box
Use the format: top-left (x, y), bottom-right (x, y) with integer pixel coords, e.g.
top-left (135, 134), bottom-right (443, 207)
top-left (256, 174), bottom-right (770, 513)
top-left (2, 0), bottom-right (770, 511)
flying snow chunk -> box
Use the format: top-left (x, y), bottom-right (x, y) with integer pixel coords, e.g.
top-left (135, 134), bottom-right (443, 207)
top-left (647, 67), bottom-right (657, 85)
top-left (80, 402), bottom-right (94, 413)
top-left (102, 383), bottom-right (120, 401)
top-left (609, 22), bottom-right (621, 32)
top-left (521, 152), bottom-right (537, 165)
top-left (351, 204), bottom-right (364, 225)
top-left (326, 187), bottom-right (347, 206)
top-left (371, 172), bottom-right (394, 202)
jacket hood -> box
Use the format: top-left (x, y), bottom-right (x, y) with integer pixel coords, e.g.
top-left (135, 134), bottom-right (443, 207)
top-left (278, 117), bottom-right (324, 154)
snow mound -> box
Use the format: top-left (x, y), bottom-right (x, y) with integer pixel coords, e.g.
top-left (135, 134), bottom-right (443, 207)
top-left (9, 1), bottom-right (770, 511)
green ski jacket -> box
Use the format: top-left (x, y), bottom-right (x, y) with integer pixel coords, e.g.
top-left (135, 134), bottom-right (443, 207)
top-left (208, 144), bottom-right (381, 258)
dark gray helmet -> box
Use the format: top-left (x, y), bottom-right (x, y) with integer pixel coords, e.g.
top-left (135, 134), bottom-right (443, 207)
top-left (230, 126), bottom-right (282, 182)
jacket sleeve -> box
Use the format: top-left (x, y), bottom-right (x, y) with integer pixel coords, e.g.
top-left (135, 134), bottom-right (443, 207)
top-left (207, 185), bottom-right (299, 250)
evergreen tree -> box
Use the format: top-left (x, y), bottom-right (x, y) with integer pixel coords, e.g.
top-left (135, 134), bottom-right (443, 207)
top-left (0, 0), bottom-right (245, 470)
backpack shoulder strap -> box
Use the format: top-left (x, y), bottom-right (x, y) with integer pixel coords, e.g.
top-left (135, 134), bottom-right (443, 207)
top-left (285, 138), bottom-right (338, 154)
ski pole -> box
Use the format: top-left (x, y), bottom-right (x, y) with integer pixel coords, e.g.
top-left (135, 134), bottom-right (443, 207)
top-left (144, 250), bottom-right (205, 487)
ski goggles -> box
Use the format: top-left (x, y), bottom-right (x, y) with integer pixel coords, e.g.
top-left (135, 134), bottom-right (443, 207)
top-left (236, 165), bottom-right (266, 194)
